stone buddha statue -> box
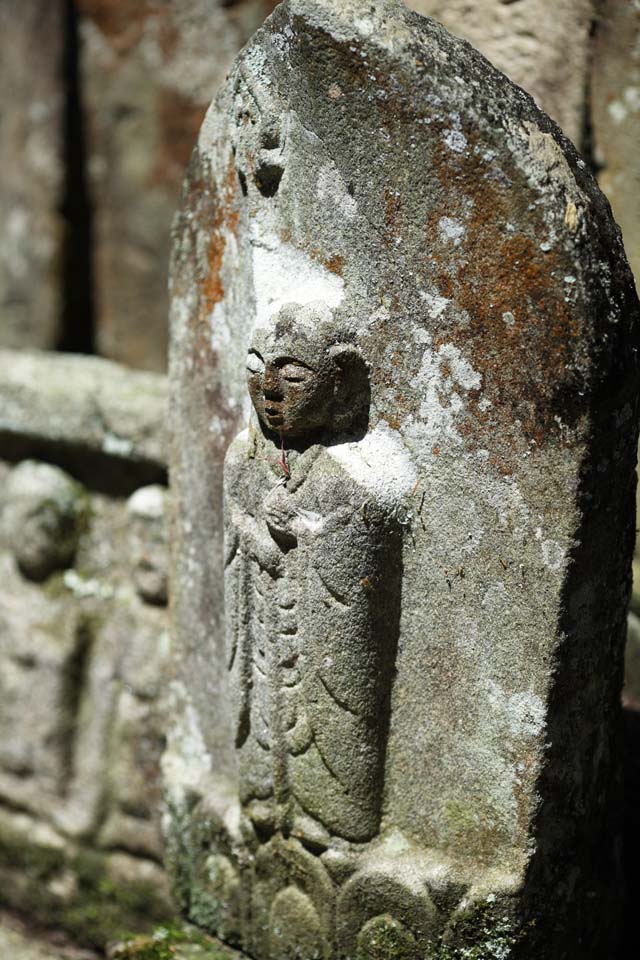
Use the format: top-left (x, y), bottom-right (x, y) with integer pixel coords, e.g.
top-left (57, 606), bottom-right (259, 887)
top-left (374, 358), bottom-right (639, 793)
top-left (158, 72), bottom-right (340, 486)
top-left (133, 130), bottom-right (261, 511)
top-left (223, 302), bottom-right (403, 852)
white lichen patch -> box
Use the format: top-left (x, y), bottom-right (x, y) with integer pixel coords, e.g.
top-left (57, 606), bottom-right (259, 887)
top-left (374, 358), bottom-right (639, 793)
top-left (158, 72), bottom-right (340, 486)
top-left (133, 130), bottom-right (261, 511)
top-left (443, 128), bottom-right (468, 153)
top-left (330, 422), bottom-right (418, 508)
top-left (487, 682), bottom-right (546, 740)
top-left (541, 538), bottom-right (565, 572)
top-left (317, 163), bottom-right (358, 219)
top-left (271, 23), bottom-right (295, 57)
top-left (438, 216), bottom-right (465, 246)
top-left (251, 232), bottom-right (345, 326)
top-left (162, 684), bottom-right (213, 810)
top-left (408, 342), bottom-right (482, 448)
top-left (419, 289), bottom-right (450, 318)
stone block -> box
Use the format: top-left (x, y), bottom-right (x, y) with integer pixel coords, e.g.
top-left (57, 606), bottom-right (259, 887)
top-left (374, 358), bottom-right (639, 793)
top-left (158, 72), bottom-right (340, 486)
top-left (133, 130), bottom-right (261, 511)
top-left (0, 350), bottom-right (168, 493)
top-left (167, 1), bottom-right (640, 957)
top-left (0, 352), bottom-right (173, 945)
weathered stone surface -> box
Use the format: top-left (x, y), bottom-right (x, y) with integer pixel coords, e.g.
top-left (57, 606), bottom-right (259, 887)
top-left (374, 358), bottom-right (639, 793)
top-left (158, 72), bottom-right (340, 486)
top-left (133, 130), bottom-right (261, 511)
top-left (167, 1), bottom-right (639, 957)
top-left (592, 0), bottom-right (640, 282)
top-left (0, 465), bottom-right (170, 862)
top-left (3, 461), bottom-right (87, 582)
top-left (127, 485), bottom-right (170, 606)
top-left (0, 808), bottom-right (173, 950)
top-left (0, 1), bottom-right (65, 350)
top-left (0, 351), bottom-right (167, 492)
top-left (405, 0), bottom-right (597, 147)
top-left (0, 912), bottom-right (98, 960)
top-left (0, 353), bottom-right (173, 945)
top-left (77, 0), bottom-right (280, 371)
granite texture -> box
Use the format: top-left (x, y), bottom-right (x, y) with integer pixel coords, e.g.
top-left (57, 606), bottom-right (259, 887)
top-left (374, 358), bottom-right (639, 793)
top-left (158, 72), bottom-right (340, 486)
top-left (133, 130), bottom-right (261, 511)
top-left (405, 0), bottom-right (598, 147)
top-left (166, 1), bottom-right (640, 957)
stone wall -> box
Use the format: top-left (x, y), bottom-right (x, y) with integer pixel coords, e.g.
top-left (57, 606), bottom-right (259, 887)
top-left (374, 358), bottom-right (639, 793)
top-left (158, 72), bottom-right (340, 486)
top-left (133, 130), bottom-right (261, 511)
top-left (0, 1), bottom-right (65, 351)
top-left (0, 351), bottom-right (174, 950)
top-left (592, 0), bottom-right (640, 283)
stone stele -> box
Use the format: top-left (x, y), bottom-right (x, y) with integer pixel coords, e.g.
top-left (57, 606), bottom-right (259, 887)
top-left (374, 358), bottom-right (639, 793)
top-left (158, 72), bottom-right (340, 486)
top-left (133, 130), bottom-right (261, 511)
top-left (166, 2), bottom-right (640, 957)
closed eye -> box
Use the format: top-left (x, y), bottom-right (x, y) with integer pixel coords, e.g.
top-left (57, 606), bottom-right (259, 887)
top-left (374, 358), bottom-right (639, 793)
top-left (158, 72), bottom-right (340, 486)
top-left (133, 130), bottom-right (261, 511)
top-left (281, 363), bottom-right (311, 382)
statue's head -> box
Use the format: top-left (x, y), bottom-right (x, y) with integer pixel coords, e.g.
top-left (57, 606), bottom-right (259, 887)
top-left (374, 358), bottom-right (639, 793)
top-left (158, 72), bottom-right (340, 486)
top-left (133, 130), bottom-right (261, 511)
top-left (247, 303), bottom-right (369, 441)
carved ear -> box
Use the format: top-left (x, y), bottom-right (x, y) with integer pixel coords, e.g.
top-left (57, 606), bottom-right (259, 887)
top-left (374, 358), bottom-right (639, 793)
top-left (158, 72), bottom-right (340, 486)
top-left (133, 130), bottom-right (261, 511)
top-left (327, 343), bottom-right (370, 435)
top-left (328, 342), bottom-right (360, 373)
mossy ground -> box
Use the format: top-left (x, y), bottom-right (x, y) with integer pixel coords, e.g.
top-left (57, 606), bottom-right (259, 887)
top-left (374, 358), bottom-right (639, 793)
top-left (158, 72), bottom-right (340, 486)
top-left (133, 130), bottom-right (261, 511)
top-left (110, 924), bottom-right (241, 960)
top-left (0, 819), bottom-right (174, 950)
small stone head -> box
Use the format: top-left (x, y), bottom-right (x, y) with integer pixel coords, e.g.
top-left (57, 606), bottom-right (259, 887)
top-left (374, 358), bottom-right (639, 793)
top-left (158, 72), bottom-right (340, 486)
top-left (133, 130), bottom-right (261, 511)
top-left (246, 303), bottom-right (369, 441)
top-left (126, 484), bottom-right (169, 606)
top-left (3, 461), bottom-right (86, 582)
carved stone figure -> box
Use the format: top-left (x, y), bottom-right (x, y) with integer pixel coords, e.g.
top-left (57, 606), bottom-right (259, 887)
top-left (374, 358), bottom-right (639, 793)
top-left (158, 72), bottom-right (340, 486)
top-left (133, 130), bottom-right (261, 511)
top-left (3, 460), bottom-right (86, 582)
top-left (224, 302), bottom-right (401, 851)
top-left (167, 1), bottom-right (640, 957)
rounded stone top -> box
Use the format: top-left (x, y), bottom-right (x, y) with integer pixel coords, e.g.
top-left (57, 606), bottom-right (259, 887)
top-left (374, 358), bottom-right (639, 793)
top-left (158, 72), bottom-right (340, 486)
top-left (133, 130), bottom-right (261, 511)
top-left (126, 484), bottom-right (167, 522)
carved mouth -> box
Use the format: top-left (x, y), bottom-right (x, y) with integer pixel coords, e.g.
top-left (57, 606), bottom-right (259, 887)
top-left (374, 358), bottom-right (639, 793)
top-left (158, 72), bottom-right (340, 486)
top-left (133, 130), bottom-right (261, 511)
top-left (264, 406), bottom-right (284, 426)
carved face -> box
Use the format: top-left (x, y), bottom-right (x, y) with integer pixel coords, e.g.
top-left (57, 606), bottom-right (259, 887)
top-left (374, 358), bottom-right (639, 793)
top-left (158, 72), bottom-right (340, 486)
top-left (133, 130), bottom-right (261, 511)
top-left (246, 347), bottom-right (336, 439)
top-left (246, 303), bottom-right (369, 441)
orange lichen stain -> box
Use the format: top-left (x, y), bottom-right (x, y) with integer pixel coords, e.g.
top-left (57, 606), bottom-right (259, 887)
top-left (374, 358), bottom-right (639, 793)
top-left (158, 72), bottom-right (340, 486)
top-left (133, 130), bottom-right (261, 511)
top-left (306, 247), bottom-right (346, 277)
top-left (421, 126), bottom-right (584, 456)
top-left (203, 234), bottom-right (225, 309)
top-left (324, 255), bottom-right (345, 276)
top-left (174, 149), bottom-right (242, 377)
top-left (384, 188), bottom-right (402, 236)
top-left (432, 446), bottom-right (440, 457)
top-left (201, 156), bottom-right (241, 315)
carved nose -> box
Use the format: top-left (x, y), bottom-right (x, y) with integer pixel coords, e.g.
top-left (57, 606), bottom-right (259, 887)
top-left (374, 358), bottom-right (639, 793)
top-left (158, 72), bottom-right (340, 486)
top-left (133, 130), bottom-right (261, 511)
top-left (263, 365), bottom-right (282, 399)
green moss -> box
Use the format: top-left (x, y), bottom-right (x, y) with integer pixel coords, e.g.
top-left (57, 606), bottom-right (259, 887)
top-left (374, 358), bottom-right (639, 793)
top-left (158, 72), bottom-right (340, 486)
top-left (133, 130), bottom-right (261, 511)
top-left (43, 570), bottom-right (69, 599)
top-left (356, 914), bottom-right (418, 960)
top-left (0, 820), bottom-right (175, 950)
top-left (433, 901), bottom-right (522, 959)
top-left (0, 819), bottom-right (66, 880)
top-left (60, 850), bottom-right (173, 947)
top-left (111, 924), bottom-right (240, 960)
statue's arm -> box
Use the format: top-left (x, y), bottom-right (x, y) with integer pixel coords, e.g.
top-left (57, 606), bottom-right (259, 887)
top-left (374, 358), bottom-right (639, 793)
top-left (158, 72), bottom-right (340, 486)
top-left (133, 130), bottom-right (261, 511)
top-left (290, 474), bottom-right (403, 840)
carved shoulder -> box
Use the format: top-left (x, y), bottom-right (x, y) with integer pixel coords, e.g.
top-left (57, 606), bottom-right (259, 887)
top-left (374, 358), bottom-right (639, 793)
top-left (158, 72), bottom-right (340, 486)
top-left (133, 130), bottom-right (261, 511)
top-left (324, 425), bottom-right (417, 521)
